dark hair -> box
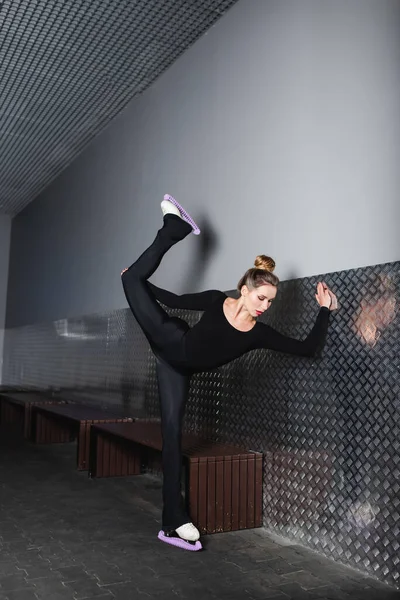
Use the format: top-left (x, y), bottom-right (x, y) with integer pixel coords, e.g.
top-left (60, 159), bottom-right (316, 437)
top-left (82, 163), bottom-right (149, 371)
top-left (237, 255), bottom-right (279, 291)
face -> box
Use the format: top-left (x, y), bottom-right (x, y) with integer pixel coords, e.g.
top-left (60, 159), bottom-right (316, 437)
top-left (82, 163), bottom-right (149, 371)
top-left (241, 284), bottom-right (277, 318)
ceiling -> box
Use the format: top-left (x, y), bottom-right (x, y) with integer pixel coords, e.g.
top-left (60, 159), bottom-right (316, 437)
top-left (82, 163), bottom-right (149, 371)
top-left (0, 0), bottom-right (238, 217)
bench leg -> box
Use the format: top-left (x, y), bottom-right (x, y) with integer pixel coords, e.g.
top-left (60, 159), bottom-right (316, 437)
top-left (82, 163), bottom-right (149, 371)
top-left (188, 454), bottom-right (263, 535)
top-left (34, 413), bottom-right (73, 444)
top-left (77, 422), bottom-right (91, 470)
top-left (1, 401), bottom-right (24, 435)
top-left (90, 432), bottom-right (141, 478)
top-left (24, 405), bottom-right (34, 439)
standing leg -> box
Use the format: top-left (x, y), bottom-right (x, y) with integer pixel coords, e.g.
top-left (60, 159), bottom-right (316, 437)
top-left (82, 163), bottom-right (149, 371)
top-left (155, 356), bottom-right (191, 530)
top-left (121, 214), bottom-right (192, 351)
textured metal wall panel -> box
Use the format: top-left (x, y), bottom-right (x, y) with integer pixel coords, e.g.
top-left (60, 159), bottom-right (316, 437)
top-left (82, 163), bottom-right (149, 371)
top-left (2, 261), bottom-right (399, 587)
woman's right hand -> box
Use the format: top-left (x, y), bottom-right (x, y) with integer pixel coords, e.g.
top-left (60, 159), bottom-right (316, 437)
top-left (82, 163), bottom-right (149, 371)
top-left (315, 282), bottom-right (338, 311)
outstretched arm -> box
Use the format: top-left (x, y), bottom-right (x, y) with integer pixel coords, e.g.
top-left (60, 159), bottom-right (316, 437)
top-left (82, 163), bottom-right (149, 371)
top-left (258, 282), bottom-right (338, 357)
top-left (147, 283), bottom-right (225, 311)
top-left (258, 307), bottom-right (331, 357)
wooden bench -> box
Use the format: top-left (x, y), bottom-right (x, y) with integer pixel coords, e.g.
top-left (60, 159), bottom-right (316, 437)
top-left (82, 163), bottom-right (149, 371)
top-left (89, 421), bottom-right (263, 535)
top-left (0, 391), bottom-right (67, 439)
top-left (31, 404), bottom-right (133, 471)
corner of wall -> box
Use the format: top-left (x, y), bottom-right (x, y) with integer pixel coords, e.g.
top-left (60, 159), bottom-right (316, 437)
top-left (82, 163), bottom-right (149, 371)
top-left (0, 215), bottom-right (12, 384)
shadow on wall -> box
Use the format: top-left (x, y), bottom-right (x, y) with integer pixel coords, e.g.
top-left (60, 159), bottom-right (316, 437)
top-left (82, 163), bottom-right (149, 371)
top-left (181, 214), bottom-right (219, 292)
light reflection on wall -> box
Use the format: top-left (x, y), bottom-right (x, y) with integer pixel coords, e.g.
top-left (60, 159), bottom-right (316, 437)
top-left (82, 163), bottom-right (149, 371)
top-left (353, 274), bottom-right (397, 347)
top-left (54, 316), bottom-right (121, 341)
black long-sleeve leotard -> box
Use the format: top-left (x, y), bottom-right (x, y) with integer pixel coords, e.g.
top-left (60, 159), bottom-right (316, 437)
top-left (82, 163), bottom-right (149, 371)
top-left (148, 283), bottom-right (331, 373)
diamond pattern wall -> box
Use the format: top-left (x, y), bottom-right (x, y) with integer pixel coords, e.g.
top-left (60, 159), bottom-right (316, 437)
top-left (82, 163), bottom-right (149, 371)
top-left (2, 261), bottom-right (399, 587)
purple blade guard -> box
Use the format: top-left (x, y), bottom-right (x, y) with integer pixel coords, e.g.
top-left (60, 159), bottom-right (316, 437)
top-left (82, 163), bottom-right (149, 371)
top-left (158, 530), bottom-right (203, 552)
top-left (164, 194), bottom-right (201, 235)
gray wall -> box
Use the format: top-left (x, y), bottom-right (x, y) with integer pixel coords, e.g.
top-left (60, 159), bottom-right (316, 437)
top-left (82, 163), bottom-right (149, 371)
top-left (0, 215), bottom-right (11, 381)
top-left (6, 0), bottom-right (400, 327)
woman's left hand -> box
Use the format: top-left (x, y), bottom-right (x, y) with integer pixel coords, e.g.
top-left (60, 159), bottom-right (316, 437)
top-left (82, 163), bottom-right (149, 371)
top-left (315, 282), bottom-right (338, 311)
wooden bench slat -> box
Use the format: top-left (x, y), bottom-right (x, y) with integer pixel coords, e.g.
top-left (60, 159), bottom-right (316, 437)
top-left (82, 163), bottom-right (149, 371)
top-left (91, 421), bottom-right (255, 458)
top-left (33, 404), bottom-right (124, 422)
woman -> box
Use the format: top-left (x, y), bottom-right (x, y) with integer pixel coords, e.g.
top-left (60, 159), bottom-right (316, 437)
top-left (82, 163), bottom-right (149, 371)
top-left (121, 194), bottom-right (337, 551)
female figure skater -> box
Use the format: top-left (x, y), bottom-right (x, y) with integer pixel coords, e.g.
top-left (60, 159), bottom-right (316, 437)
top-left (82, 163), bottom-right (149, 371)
top-left (121, 194), bottom-right (337, 551)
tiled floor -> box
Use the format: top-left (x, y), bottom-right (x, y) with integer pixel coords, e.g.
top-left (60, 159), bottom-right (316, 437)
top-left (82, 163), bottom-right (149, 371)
top-left (0, 427), bottom-right (399, 600)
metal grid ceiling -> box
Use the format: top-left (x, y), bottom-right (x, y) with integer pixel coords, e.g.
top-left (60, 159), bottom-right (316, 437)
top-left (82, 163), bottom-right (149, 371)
top-left (0, 0), bottom-right (238, 216)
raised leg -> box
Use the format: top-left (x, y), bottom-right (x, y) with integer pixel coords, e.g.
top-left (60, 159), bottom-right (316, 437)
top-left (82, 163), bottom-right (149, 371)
top-left (121, 214), bottom-right (192, 351)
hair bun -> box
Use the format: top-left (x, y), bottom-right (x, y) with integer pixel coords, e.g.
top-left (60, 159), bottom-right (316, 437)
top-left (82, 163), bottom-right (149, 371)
top-left (254, 254), bottom-right (276, 272)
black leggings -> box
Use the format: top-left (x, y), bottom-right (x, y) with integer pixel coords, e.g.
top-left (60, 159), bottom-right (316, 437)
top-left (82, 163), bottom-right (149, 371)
top-left (121, 214), bottom-right (193, 530)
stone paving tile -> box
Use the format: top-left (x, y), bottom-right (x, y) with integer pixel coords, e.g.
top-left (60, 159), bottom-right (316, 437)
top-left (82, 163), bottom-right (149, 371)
top-left (1, 427), bottom-right (399, 600)
top-left (0, 589), bottom-right (39, 600)
top-left (280, 570), bottom-right (330, 590)
top-left (52, 565), bottom-right (93, 583)
top-left (88, 564), bottom-right (130, 586)
top-left (0, 550), bottom-right (18, 564)
top-left (261, 557), bottom-right (306, 576)
top-left (227, 567), bottom-right (284, 589)
top-left (107, 582), bottom-right (178, 600)
top-left (18, 565), bottom-right (52, 581)
top-left (0, 531), bottom-right (26, 544)
top-left (274, 582), bottom-right (331, 599)
top-left (27, 576), bottom-right (76, 599)
top-left (0, 541), bottom-right (39, 555)
top-left (361, 590), bottom-right (400, 600)
top-left (0, 575), bottom-right (32, 595)
top-left (0, 564), bottom-right (22, 578)
top-left (0, 523), bottom-right (21, 533)
top-left (63, 577), bottom-right (115, 599)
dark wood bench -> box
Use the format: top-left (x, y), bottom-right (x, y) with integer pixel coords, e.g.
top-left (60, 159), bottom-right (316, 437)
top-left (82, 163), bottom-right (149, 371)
top-left (89, 421), bottom-right (263, 535)
top-left (31, 404), bottom-right (133, 471)
top-left (0, 391), bottom-right (67, 439)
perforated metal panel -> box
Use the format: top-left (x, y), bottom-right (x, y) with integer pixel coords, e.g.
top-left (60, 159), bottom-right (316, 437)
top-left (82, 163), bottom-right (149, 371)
top-left (0, 0), bottom-right (238, 215)
top-left (2, 261), bottom-right (399, 587)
